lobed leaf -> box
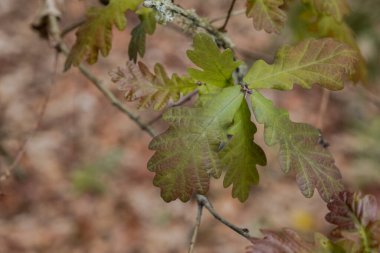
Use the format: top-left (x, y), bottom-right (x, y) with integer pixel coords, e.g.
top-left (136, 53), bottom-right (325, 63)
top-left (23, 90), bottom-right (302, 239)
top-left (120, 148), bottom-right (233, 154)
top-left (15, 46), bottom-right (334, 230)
top-left (187, 33), bottom-right (241, 87)
top-left (247, 229), bottom-right (314, 253)
top-left (221, 101), bottom-right (267, 202)
top-left (128, 7), bottom-right (157, 62)
top-left (65, 0), bottom-right (142, 70)
top-left (325, 191), bottom-right (380, 252)
top-left (250, 91), bottom-right (343, 202)
top-left (246, 0), bottom-right (287, 34)
top-left (326, 191), bottom-right (378, 232)
top-left (110, 61), bottom-right (198, 111)
top-left (148, 86), bottom-right (244, 202)
top-left (306, 0), bottom-right (350, 22)
top-left (288, 3), bottom-right (367, 84)
top-left (244, 38), bottom-right (357, 91)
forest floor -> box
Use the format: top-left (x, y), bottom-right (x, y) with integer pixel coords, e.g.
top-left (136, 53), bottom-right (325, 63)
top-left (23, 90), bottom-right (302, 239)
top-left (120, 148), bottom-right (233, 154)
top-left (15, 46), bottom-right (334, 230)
top-left (0, 0), bottom-right (379, 253)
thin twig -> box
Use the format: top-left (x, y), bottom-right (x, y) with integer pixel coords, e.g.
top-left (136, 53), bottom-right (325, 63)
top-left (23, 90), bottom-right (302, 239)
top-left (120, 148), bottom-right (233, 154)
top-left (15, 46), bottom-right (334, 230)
top-left (196, 195), bottom-right (252, 241)
top-left (32, 0), bottom-right (157, 138)
top-left (61, 19), bottom-right (85, 37)
top-left (188, 200), bottom-right (204, 253)
top-left (1, 0), bottom-right (63, 182)
top-left (219, 0), bottom-right (237, 32)
top-left (143, 0), bottom-right (233, 49)
top-left (59, 44), bottom-right (156, 137)
top-left (210, 9), bottom-right (245, 23)
top-left (316, 89), bottom-right (330, 130)
top-left (0, 53), bottom-right (55, 183)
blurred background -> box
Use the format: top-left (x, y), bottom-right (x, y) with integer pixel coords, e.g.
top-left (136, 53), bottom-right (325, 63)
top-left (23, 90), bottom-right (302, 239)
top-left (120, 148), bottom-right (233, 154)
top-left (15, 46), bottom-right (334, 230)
top-left (0, 0), bottom-right (379, 252)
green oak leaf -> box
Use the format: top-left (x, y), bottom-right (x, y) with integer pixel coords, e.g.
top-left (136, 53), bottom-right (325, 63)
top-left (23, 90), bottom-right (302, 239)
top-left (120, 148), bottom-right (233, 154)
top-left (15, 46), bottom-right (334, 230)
top-left (187, 33), bottom-right (241, 87)
top-left (306, 0), bottom-right (350, 22)
top-left (110, 61), bottom-right (198, 110)
top-left (246, 0), bottom-right (287, 34)
top-left (221, 101), bottom-right (267, 202)
top-left (128, 7), bottom-right (157, 62)
top-left (250, 91), bottom-right (343, 202)
top-left (65, 0), bottom-right (142, 70)
top-left (244, 38), bottom-right (357, 91)
top-left (148, 86), bottom-right (244, 202)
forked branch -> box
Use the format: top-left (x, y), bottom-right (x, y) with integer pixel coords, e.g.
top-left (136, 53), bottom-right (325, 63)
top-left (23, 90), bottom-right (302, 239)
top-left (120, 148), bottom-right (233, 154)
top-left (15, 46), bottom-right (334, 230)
top-left (196, 195), bottom-right (252, 241)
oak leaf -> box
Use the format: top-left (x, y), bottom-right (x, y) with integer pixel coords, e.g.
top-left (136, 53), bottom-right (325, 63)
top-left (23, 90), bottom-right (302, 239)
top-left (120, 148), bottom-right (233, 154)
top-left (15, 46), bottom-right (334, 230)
top-left (244, 38), bottom-right (357, 91)
top-left (187, 33), bottom-right (241, 87)
top-left (110, 61), bottom-right (198, 111)
top-left (250, 91), bottom-right (343, 201)
top-left (65, 0), bottom-right (142, 70)
top-left (246, 0), bottom-right (287, 33)
top-left (148, 86), bottom-right (244, 202)
top-left (221, 101), bottom-right (267, 202)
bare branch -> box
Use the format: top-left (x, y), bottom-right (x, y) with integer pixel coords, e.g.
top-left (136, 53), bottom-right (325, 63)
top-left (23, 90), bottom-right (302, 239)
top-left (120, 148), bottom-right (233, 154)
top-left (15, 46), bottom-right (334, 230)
top-left (31, 0), bottom-right (156, 138)
top-left (188, 200), bottom-right (203, 253)
top-left (316, 89), bottom-right (330, 130)
top-left (210, 9), bottom-right (246, 23)
top-left (219, 0), bottom-right (237, 32)
top-left (60, 44), bottom-right (156, 137)
top-left (61, 18), bottom-right (85, 37)
top-left (143, 0), bottom-right (233, 49)
top-left (196, 195), bottom-right (252, 241)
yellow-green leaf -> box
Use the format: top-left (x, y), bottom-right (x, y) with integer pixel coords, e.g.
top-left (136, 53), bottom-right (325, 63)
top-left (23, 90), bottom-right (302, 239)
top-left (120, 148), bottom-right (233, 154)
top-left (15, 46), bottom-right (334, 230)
top-left (250, 91), bottom-right (343, 202)
top-left (110, 61), bottom-right (198, 111)
top-left (65, 0), bottom-right (142, 70)
top-left (306, 0), bottom-right (350, 21)
top-left (246, 0), bottom-right (287, 34)
top-left (187, 33), bottom-right (241, 87)
top-left (148, 86), bottom-right (244, 202)
top-left (244, 38), bottom-right (357, 91)
top-left (128, 7), bottom-right (156, 62)
top-left (221, 101), bottom-right (266, 202)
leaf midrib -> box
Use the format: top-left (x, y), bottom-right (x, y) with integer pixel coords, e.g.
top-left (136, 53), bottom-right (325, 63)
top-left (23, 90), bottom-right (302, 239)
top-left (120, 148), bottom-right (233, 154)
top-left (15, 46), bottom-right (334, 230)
top-left (247, 45), bottom-right (350, 85)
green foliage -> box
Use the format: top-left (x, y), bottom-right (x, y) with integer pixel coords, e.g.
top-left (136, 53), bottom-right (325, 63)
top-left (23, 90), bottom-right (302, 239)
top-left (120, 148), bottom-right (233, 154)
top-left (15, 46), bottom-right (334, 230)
top-left (186, 33), bottom-right (241, 87)
top-left (246, 0), bottom-right (287, 33)
top-left (305, 0), bottom-right (350, 22)
top-left (221, 101), bottom-right (267, 202)
top-left (288, 1), bottom-right (368, 84)
top-left (128, 7), bottom-right (157, 62)
top-left (250, 91), bottom-right (343, 202)
top-left (65, 0), bottom-right (142, 70)
top-left (110, 61), bottom-right (198, 110)
top-left (148, 86), bottom-right (244, 202)
top-left (71, 150), bottom-right (123, 195)
top-left (244, 38), bottom-right (357, 91)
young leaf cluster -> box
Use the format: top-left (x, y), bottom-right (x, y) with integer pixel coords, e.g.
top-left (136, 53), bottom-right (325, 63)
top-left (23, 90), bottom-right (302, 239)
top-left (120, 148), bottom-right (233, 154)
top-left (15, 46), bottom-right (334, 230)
top-left (66, 1), bottom-right (361, 204)
top-left (143, 33), bottom-right (355, 202)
